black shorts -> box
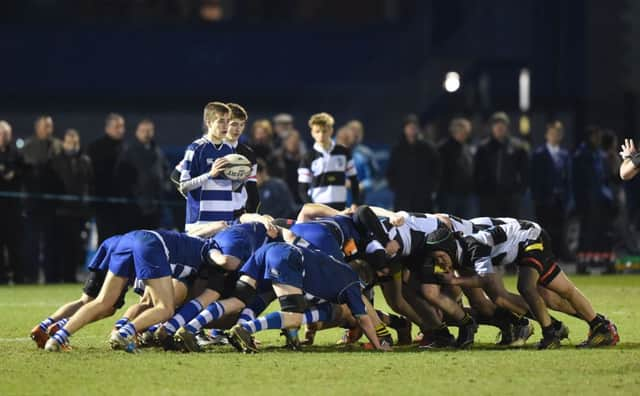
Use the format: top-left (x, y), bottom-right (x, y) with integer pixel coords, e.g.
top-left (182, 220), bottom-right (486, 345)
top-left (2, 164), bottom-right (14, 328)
top-left (82, 270), bottom-right (127, 309)
top-left (518, 230), bottom-right (562, 286)
top-left (200, 266), bottom-right (239, 299)
top-left (402, 254), bottom-right (440, 285)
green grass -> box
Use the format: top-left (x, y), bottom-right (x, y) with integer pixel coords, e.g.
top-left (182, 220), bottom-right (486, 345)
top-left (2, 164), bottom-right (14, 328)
top-left (1, 276), bottom-right (640, 395)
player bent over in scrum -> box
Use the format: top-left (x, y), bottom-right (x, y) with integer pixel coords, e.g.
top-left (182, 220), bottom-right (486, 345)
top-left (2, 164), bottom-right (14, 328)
top-left (425, 220), bottom-right (619, 349)
top-left (162, 221), bottom-right (278, 351)
top-left (44, 230), bottom-right (205, 353)
top-left (228, 242), bottom-right (390, 353)
top-left (31, 236), bottom-right (125, 348)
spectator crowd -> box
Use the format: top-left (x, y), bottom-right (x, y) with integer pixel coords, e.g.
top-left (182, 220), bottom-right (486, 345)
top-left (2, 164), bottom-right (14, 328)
top-left (0, 110), bottom-right (633, 284)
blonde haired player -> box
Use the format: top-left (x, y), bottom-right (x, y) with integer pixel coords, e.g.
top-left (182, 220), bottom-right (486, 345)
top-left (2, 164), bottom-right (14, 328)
top-left (172, 102), bottom-right (236, 232)
top-left (298, 112), bottom-right (360, 210)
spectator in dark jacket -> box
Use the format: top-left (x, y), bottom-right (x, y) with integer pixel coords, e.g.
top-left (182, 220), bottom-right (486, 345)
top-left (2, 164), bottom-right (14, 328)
top-left (275, 129), bottom-right (304, 204)
top-left (0, 121), bottom-right (25, 284)
top-left (87, 113), bottom-right (126, 242)
top-left (387, 114), bottom-right (441, 212)
top-left (474, 112), bottom-right (528, 218)
top-left (51, 129), bottom-right (94, 282)
top-left (573, 126), bottom-right (615, 272)
top-left (256, 159), bottom-right (297, 219)
top-left (115, 119), bottom-right (169, 231)
top-left (21, 115), bottom-right (62, 283)
top-left (530, 121), bottom-right (572, 259)
top-left (437, 117), bottom-right (475, 218)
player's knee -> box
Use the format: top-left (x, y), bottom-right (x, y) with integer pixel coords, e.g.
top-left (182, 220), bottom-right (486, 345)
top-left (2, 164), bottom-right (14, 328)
top-left (278, 294), bottom-right (306, 313)
top-left (556, 285), bottom-right (576, 301)
top-left (421, 285), bottom-right (440, 303)
top-left (493, 295), bottom-right (510, 309)
top-left (156, 304), bottom-right (174, 320)
top-left (233, 280), bottom-right (256, 306)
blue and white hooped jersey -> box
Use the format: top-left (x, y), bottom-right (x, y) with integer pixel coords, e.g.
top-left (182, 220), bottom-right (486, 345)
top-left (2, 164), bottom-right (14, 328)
top-left (176, 137), bottom-right (236, 228)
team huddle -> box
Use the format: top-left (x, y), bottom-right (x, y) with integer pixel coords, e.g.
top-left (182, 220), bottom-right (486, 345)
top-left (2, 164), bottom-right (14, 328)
top-left (30, 102), bottom-right (620, 353)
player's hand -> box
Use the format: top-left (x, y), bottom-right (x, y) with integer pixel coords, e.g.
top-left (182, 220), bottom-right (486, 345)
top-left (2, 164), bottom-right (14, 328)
top-left (384, 240), bottom-right (400, 256)
top-left (389, 213), bottom-right (405, 227)
top-left (209, 157), bottom-right (229, 178)
top-left (620, 138), bottom-right (637, 159)
top-left (377, 341), bottom-right (393, 352)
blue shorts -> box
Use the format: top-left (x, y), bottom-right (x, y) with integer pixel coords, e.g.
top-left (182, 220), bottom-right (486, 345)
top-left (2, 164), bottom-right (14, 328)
top-left (87, 235), bottom-right (122, 272)
top-left (264, 244), bottom-right (304, 289)
top-left (214, 227), bottom-right (252, 262)
top-left (290, 222), bottom-right (343, 259)
top-left (108, 231), bottom-right (172, 282)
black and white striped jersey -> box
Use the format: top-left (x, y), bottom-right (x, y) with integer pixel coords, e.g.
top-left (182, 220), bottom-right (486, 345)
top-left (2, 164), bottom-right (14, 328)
top-left (459, 218), bottom-right (542, 275)
top-left (298, 141), bottom-right (357, 207)
top-left (378, 212), bottom-right (440, 257)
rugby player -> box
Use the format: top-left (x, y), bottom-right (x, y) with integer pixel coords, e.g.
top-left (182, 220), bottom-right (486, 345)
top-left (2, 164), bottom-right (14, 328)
top-left (173, 102), bottom-right (236, 231)
top-left (224, 103), bottom-right (259, 216)
top-left (228, 242), bottom-right (390, 352)
top-left (44, 230), bottom-right (206, 352)
top-left (298, 113), bottom-right (360, 211)
top-left (425, 219), bottom-right (620, 349)
top-left (154, 219), bottom-right (278, 350)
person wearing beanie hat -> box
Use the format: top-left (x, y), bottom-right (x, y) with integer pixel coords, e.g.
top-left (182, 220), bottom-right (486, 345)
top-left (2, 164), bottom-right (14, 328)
top-left (473, 111), bottom-right (529, 218)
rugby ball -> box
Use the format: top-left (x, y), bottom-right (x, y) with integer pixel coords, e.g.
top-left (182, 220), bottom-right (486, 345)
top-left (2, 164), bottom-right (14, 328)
top-left (223, 153), bottom-right (252, 181)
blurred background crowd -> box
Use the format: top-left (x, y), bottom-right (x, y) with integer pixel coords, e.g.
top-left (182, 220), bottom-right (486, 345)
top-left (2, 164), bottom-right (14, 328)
top-left (2, 0), bottom-right (640, 283)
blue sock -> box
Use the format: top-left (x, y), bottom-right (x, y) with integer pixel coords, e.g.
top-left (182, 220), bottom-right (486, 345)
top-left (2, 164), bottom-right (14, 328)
top-left (210, 329), bottom-right (223, 336)
top-left (185, 302), bottom-right (225, 334)
top-left (242, 312), bottom-right (284, 334)
top-left (118, 323), bottom-right (137, 339)
top-left (147, 324), bottom-right (159, 334)
top-left (54, 318), bottom-right (69, 329)
top-left (302, 303), bottom-right (333, 325)
top-left (165, 300), bottom-right (203, 335)
top-left (237, 307), bottom-right (256, 324)
top-left (114, 317), bottom-right (129, 330)
top-left (51, 328), bottom-right (70, 345)
top-left (39, 317), bottom-right (54, 332)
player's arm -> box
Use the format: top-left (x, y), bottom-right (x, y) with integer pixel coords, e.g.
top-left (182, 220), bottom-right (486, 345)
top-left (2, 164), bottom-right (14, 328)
top-left (245, 181), bottom-right (259, 213)
top-left (620, 138), bottom-right (640, 180)
top-left (438, 272), bottom-right (484, 288)
top-left (346, 152), bottom-right (361, 206)
top-left (297, 155), bottom-right (313, 204)
top-left (244, 150), bottom-right (260, 212)
top-left (186, 221), bottom-right (229, 238)
top-left (357, 296), bottom-right (390, 351)
top-left (176, 145), bottom-right (229, 194)
top-left (295, 203), bottom-right (341, 222)
top-left (342, 285), bottom-right (390, 351)
top-left (238, 213), bottom-right (279, 238)
top-left (369, 206), bottom-right (408, 227)
top-left (348, 175), bottom-right (360, 206)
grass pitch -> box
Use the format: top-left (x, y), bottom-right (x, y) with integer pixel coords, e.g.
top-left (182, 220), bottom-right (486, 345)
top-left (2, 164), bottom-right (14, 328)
top-left (1, 276), bottom-right (639, 396)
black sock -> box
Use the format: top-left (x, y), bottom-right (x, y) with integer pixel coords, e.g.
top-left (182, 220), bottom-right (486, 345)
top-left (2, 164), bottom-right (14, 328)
top-left (388, 314), bottom-right (409, 330)
top-left (433, 324), bottom-right (452, 337)
top-left (459, 313), bottom-right (473, 326)
top-left (588, 314), bottom-right (606, 329)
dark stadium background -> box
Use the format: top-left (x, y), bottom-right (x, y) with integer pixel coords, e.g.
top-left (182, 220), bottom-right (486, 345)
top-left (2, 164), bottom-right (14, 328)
top-left (1, 0), bottom-right (639, 281)
top-left (1, 0), bottom-right (634, 147)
